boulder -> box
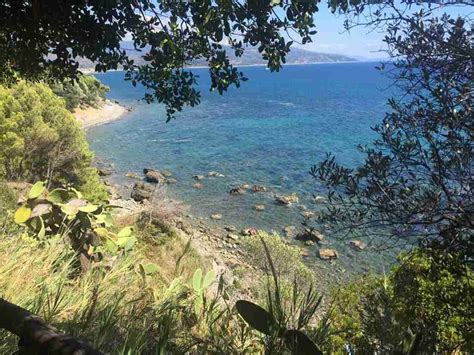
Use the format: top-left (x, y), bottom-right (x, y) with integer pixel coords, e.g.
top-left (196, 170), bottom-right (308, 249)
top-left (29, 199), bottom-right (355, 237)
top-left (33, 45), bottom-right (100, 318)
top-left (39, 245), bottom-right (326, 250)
top-left (208, 171), bottom-right (225, 178)
top-left (241, 228), bottom-right (258, 236)
top-left (252, 184), bottom-right (267, 192)
top-left (275, 193), bottom-right (299, 205)
top-left (165, 178), bottom-right (177, 184)
top-left (97, 167), bottom-right (112, 176)
top-left (313, 195), bottom-right (327, 204)
top-left (143, 168), bottom-right (163, 184)
top-left (318, 248), bottom-right (338, 260)
top-left (229, 186), bottom-right (246, 195)
top-left (349, 240), bottom-right (366, 251)
top-left (161, 170), bottom-right (173, 177)
top-left (131, 182), bottom-right (154, 202)
top-left (192, 182), bottom-right (204, 189)
top-left (227, 233), bottom-right (239, 241)
top-left (254, 204), bottom-right (265, 211)
top-left (282, 225), bottom-right (297, 238)
top-left (296, 228), bottom-right (324, 243)
top-left (300, 248), bottom-right (310, 258)
top-left (302, 211), bottom-right (316, 219)
top-left (210, 213), bottom-right (222, 220)
top-left (224, 225), bottom-right (237, 232)
top-left (193, 175), bottom-right (205, 181)
top-left (304, 240), bottom-right (315, 247)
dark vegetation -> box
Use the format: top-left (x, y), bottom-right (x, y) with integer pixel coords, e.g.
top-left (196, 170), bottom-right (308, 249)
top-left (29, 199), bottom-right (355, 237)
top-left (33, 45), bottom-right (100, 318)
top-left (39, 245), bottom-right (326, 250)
top-left (0, 0), bottom-right (472, 353)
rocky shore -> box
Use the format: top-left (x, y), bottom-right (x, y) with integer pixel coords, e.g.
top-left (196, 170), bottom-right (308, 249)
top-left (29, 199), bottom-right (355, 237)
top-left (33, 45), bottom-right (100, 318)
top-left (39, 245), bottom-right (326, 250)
top-left (97, 166), bottom-right (370, 295)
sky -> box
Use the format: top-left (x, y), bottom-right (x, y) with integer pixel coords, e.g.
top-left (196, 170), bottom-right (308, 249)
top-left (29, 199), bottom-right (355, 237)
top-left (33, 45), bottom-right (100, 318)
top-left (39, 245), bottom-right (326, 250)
top-left (299, 4), bottom-right (473, 59)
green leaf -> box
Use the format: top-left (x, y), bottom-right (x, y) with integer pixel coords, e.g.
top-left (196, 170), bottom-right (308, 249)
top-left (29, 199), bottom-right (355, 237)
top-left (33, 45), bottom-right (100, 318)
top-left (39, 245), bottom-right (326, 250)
top-left (202, 270), bottom-right (216, 289)
top-left (192, 269), bottom-right (203, 291)
top-left (47, 188), bottom-right (71, 204)
top-left (28, 181), bottom-right (46, 200)
top-left (105, 239), bottom-right (118, 253)
top-left (143, 262), bottom-right (159, 275)
top-left (116, 235), bottom-right (137, 251)
top-left (78, 204), bottom-right (99, 213)
top-left (14, 206), bottom-right (32, 224)
top-left (117, 226), bottom-right (133, 238)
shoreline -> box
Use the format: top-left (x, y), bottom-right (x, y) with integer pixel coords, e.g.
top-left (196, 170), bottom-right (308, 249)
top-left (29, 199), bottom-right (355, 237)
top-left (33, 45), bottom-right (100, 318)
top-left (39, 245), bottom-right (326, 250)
top-left (80, 60), bottom-right (380, 75)
top-left (74, 99), bottom-right (130, 128)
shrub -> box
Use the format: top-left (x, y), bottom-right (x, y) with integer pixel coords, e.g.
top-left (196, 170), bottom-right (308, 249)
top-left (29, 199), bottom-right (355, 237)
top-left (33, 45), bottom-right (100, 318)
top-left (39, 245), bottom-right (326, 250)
top-left (50, 74), bottom-right (109, 111)
top-left (0, 81), bottom-right (107, 201)
top-left (325, 249), bottom-right (474, 353)
top-left (242, 231), bottom-right (314, 286)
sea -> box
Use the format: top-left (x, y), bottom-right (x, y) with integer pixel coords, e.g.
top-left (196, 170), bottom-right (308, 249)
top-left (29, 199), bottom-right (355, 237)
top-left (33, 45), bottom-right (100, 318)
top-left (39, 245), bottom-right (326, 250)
top-left (88, 62), bottom-right (404, 275)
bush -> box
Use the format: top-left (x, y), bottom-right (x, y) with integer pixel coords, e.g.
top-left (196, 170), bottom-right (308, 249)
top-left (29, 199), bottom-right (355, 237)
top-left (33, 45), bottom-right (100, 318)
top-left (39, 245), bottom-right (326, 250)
top-left (0, 81), bottom-right (107, 201)
top-left (50, 74), bottom-right (109, 111)
top-left (325, 249), bottom-right (474, 353)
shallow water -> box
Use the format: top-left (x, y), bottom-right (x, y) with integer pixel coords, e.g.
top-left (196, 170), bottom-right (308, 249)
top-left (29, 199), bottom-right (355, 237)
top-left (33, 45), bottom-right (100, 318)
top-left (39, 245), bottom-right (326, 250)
top-left (88, 62), bottom-right (404, 274)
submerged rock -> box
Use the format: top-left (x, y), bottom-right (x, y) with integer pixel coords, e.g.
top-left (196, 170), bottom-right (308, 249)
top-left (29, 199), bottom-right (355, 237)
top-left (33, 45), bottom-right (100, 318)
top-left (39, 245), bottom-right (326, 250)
top-left (300, 248), bottom-right (310, 258)
top-left (229, 186), bottom-right (247, 195)
top-left (254, 204), bottom-right (265, 211)
top-left (97, 167), bottom-right (112, 176)
top-left (208, 171), bottom-right (225, 178)
top-left (275, 193), bottom-right (299, 205)
top-left (349, 240), bottom-right (366, 251)
top-left (296, 228), bottom-right (324, 243)
top-left (282, 225), bottom-right (297, 238)
top-left (161, 170), bottom-right (173, 177)
top-left (210, 213), bottom-right (222, 220)
top-left (192, 183), bottom-right (204, 189)
top-left (143, 168), bottom-right (163, 184)
top-left (164, 178), bottom-right (177, 184)
top-left (313, 195), bottom-right (327, 204)
top-left (252, 184), bottom-right (267, 192)
top-left (126, 171), bottom-right (141, 180)
top-left (131, 182), bottom-right (154, 202)
top-left (301, 211), bottom-right (317, 219)
top-left (318, 248), bottom-right (338, 260)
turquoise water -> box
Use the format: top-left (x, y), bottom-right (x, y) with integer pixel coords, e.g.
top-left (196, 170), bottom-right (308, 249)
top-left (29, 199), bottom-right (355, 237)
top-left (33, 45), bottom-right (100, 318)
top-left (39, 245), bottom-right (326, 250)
top-left (88, 62), bottom-right (400, 273)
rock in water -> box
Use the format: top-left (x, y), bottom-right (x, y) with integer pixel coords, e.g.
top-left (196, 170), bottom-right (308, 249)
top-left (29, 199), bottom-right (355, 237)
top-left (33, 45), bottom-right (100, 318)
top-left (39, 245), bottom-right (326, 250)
top-left (97, 167), bottom-right (112, 176)
top-left (126, 172), bottom-right (141, 180)
top-left (161, 170), bottom-right (173, 177)
top-left (275, 193), bottom-right (299, 205)
top-left (208, 171), bottom-right (225, 177)
top-left (210, 213), bottom-right (222, 220)
top-left (131, 182), bottom-right (154, 202)
top-left (349, 240), bottom-right (366, 251)
top-left (313, 195), bottom-right (327, 204)
top-left (229, 186), bottom-right (246, 195)
top-left (193, 175), bottom-right (205, 181)
top-left (296, 228), bottom-right (324, 243)
top-left (192, 182), bottom-right (204, 189)
top-left (143, 168), bottom-right (163, 184)
top-left (252, 184), bottom-right (267, 192)
top-left (254, 204), bottom-right (265, 211)
top-left (318, 248), bottom-right (338, 260)
top-left (282, 225), bottom-right (297, 238)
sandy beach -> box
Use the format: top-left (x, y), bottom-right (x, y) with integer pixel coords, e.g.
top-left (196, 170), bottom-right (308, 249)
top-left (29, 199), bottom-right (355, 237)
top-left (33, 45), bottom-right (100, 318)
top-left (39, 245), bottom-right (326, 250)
top-left (74, 100), bottom-right (129, 128)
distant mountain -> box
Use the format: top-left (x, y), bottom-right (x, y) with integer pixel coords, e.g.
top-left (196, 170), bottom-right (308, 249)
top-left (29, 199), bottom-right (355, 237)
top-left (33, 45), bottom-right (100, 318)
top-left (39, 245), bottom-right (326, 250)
top-left (78, 42), bottom-right (356, 70)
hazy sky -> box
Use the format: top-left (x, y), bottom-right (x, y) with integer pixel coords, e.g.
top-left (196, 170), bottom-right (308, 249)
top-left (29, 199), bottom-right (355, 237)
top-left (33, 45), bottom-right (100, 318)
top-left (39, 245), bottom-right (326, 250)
top-left (299, 4), bottom-right (473, 59)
